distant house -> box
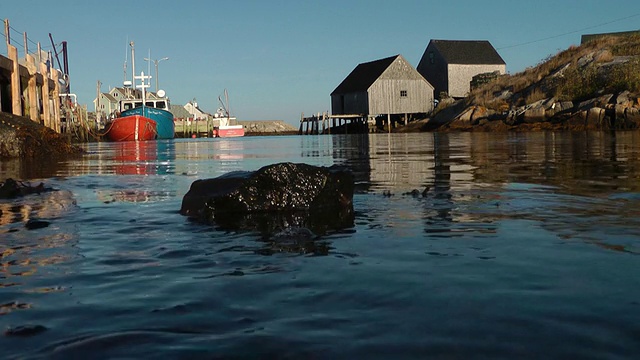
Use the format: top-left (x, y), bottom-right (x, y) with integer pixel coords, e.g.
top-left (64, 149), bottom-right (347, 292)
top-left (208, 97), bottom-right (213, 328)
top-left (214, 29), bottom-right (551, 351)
top-left (93, 92), bottom-right (118, 117)
top-left (183, 100), bottom-right (211, 121)
top-left (417, 40), bottom-right (506, 99)
top-left (331, 54), bottom-right (434, 117)
top-left (170, 104), bottom-right (191, 121)
top-left (93, 87), bottom-right (163, 117)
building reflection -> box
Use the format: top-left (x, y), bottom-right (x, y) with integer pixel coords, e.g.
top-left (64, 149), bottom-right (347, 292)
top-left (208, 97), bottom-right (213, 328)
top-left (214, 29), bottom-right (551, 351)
top-left (337, 130), bottom-right (640, 250)
top-left (427, 133), bottom-right (454, 232)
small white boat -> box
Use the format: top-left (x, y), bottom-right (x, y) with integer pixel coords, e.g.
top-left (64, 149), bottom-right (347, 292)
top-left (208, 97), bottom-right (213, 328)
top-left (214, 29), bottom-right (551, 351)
top-left (213, 89), bottom-right (244, 138)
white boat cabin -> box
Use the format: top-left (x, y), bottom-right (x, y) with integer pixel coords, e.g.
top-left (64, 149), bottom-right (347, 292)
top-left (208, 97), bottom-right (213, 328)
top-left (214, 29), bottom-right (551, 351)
top-left (119, 98), bottom-right (170, 112)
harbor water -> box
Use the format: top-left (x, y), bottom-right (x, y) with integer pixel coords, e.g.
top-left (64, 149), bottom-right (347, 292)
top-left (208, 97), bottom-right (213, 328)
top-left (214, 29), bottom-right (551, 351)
top-left (1, 132), bottom-right (639, 359)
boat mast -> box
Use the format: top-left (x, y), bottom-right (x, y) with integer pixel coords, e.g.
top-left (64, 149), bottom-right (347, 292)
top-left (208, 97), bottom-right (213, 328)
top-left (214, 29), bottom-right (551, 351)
top-left (225, 89), bottom-right (230, 120)
top-left (123, 38), bottom-right (128, 84)
top-left (130, 41), bottom-right (135, 98)
top-left (134, 72), bottom-right (151, 108)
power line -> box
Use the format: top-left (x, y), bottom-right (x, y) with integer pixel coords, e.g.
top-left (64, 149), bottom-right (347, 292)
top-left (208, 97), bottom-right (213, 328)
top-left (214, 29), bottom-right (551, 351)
top-left (498, 12), bottom-right (640, 50)
top-left (3, 20), bottom-right (54, 52)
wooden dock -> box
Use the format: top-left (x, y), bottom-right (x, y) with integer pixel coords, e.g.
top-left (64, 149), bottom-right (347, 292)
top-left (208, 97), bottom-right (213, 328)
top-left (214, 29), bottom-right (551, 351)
top-left (298, 112), bottom-right (376, 134)
top-left (174, 119), bottom-right (216, 138)
top-left (1, 19), bottom-right (91, 140)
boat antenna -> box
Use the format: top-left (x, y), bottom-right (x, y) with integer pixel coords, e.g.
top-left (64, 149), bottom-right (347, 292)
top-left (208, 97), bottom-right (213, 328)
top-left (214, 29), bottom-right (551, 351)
top-left (130, 41), bottom-right (135, 97)
top-left (123, 36), bottom-right (128, 84)
top-left (225, 89), bottom-right (231, 119)
top-left (147, 48), bottom-right (151, 81)
top-left (217, 89), bottom-right (232, 119)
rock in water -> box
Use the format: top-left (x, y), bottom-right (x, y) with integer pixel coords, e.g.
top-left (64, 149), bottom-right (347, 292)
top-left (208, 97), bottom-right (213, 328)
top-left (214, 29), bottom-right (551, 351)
top-left (0, 178), bottom-right (50, 199)
top-left (180, 162), bottom-right (354, 235)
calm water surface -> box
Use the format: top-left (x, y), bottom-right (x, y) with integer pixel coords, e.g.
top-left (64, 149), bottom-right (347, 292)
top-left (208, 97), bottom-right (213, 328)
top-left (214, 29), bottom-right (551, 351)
top-left (1, 132), bottom-right (639, 359)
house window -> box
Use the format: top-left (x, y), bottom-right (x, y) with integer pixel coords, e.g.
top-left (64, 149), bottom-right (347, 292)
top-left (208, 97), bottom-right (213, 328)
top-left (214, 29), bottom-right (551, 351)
top-left (429, 52), bottom-right (434, 64)
top-left (400, 90), bottom-right (407, 97)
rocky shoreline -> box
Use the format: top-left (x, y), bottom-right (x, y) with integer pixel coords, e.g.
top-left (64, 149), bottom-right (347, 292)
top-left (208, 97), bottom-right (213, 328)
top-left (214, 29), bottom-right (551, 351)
top-left (397, 90), bottom-right (640, 133)
top-left (0, 112), bottom-right (84, 159)
top-left (425, 35), bottom-right (640, 133)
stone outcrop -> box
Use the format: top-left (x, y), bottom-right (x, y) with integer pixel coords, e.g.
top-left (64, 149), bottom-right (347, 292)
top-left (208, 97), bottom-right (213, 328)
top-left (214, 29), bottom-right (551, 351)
top-left (239, 120), bottom-right (297, 134)
top-left (180, 162), bottom-right (354, 236)
top-left (442, 91), bottom-right (640, 132)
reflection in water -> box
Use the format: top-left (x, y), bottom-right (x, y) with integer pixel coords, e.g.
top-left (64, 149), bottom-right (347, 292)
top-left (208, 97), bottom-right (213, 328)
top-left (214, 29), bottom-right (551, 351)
top-left (112, 140), bottom-right (176, 176)
top-left (428, 133), bottom-right (454, 232)
top-left (0, 189), bottom-right (76, 226)
top-left (353, 131), bottom-right (640, 250)
top-left (0, 133), bottom-right (639, 358)
top-left (357, 131), bottom-right (640, 196)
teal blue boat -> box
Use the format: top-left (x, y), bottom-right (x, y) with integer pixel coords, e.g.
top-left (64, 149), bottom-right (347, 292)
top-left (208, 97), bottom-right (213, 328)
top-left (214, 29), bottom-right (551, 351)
top-left (119, 98), bottom-right (175, 139)
top-left (106, 71), bottom-right (175, 141)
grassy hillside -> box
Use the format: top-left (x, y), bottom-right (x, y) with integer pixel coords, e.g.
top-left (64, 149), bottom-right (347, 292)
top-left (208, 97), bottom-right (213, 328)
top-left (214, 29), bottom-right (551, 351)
top-left (468, 34), bottom-right (640, 111)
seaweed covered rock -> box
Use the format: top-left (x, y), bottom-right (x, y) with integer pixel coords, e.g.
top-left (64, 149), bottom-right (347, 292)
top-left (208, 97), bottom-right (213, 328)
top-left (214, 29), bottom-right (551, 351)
top-left (180, 162), bottom-right (354, 235)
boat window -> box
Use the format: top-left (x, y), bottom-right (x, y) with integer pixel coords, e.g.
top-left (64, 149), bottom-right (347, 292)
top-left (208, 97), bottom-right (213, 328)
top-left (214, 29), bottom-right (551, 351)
top-left (146, 101), bottom-right (155, 107)
top-left (124, 103), bottom-right (132, 110)
top-left (135, 102), bottom-right (143, 107)
top-left (156, 101), bottom-right (166, 109)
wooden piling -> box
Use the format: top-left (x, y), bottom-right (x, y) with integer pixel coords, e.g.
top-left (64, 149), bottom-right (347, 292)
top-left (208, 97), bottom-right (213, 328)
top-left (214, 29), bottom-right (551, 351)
top-left (25, 54), bottom-right (38, 122)
top-left (51, 69), bottom-right (61, 133)
top-left (8, 45), bottom-right (21, 116)
top-left (40, 62), bottom-right (51, 128)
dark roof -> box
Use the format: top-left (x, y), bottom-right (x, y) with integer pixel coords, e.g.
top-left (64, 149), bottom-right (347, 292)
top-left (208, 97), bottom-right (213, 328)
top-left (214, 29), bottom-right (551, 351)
top-left (102, 93), bottom-right (117, 102)
top-left (331, 55), bottom-right (399, 95)
top-left (430, 40), bottom-right (505, 65)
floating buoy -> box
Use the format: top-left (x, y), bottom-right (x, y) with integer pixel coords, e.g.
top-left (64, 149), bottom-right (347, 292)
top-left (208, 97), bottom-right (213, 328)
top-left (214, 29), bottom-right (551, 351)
top-left (191, 134), bottom-right (196, 139)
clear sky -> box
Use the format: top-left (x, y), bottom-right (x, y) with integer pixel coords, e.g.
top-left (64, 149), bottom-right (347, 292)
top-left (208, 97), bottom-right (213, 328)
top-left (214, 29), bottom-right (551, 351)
top-left (2, 0), bottom-right (639, 126)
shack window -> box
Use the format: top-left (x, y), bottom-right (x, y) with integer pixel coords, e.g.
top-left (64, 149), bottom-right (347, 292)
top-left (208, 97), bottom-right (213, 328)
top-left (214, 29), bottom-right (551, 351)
top-left (400, 90), bottom-right (407, 97)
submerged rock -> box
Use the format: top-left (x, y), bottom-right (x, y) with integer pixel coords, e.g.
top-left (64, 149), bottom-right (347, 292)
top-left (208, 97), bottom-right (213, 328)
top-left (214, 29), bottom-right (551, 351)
top-left (4, 324), bottom-right (48, 337)
top-left (180, 162), bottom-right (354, 235)
top-left (0, 178), bottom-right (51, 199)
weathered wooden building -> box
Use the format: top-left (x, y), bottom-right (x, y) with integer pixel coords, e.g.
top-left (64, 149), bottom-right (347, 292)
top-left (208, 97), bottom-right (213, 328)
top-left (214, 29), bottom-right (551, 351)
top-left (331, 54), bottom-right (434, 118)
top-left (417, 40), bottom-right (506, 99)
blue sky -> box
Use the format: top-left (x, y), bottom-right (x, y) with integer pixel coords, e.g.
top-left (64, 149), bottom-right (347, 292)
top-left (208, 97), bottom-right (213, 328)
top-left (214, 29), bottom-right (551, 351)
top-left (2, 0), bottom-right (639, 126)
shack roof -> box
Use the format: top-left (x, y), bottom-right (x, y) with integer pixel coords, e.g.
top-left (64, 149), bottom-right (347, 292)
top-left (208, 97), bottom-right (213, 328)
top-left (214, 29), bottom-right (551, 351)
top-left (170, 104), bottom-right (191, 118)
top-left (429, 40), bottom-right (505, 65)
top-left (331, 55), bottom-right (400, 95)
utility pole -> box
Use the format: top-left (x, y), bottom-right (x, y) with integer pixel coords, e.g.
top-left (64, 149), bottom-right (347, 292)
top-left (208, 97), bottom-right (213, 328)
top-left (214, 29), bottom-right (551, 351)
top-left (96, 80), bottom-right (101, 126)
top-left (4, 19), bottom-right (9, 46)
top-left (144, 56), bottom-right (169, 92)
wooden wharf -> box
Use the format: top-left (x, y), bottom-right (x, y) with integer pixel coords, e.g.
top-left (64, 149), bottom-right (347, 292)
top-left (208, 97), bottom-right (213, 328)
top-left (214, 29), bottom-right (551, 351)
top-left (1, 19), bottom-right (90, 140)
top-left (174, 118), bottom-right (215, 138)
top-left (298, 112), bottom-right (375, 135)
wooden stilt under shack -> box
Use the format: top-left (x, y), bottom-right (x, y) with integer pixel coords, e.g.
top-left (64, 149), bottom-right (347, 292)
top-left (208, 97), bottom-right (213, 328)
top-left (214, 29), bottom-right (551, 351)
top-left (299, 112), bottom-right (372, 135)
